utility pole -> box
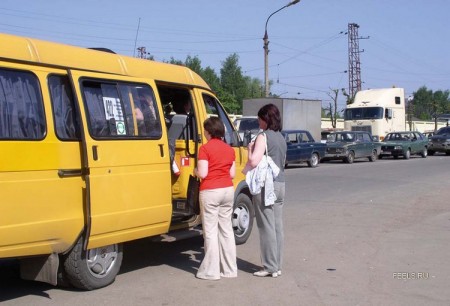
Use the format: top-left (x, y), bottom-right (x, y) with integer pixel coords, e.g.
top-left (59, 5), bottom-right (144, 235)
top-left (348, 23), bottom-right (368, 99)
top-left (263, 0), bottom-right (301, 97)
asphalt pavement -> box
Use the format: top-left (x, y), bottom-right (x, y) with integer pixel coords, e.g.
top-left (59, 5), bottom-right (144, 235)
top-left (1, 154), bottom-right (450, 305)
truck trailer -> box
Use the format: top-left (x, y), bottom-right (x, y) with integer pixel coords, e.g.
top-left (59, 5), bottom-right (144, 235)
top-left (242, 98), bottom-right (322, 142)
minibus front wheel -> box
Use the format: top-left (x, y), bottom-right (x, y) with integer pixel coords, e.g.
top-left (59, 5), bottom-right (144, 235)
top-left (232, 193), bottom-right (254, 245)
top-left (63, 236), bottom-right (123, 290)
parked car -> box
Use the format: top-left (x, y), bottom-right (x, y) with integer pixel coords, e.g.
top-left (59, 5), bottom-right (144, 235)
top-left (422, 131), bottom-right (434, 139)
top-left (282, 130), bottom-right (326, 168)
top-left (321, 130), bottom-right (331, 143)
top-left (379, 131), bottom-right (428, 159)
top-left (423, 131), bottom-right (434, 147)
top-left (234, 116), bottom-right (259, 143)
top-left (322, 131), bottom-right (380, 164)
top-left (427, 126), bottom-right (450, 155)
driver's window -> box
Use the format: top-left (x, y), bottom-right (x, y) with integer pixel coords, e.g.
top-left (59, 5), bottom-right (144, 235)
top-left (202, 93), bottom-right (239, 147)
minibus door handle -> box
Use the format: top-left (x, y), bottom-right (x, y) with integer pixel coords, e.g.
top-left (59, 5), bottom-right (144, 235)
top-left (58, 169), bottom-right (83, 178)
top-left (92, 145), bottom-right (98, 160)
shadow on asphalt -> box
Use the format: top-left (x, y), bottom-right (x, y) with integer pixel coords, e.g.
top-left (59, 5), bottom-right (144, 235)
top-left (0, 235), bottom-right (260, 301)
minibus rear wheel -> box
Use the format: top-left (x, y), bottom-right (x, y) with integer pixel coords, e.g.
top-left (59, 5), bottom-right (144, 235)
top-left (63, 236), bottom-right (123, 290)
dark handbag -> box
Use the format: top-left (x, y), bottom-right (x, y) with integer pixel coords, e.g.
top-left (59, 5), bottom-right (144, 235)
top-left (187, 175), bottom-right (200, 215)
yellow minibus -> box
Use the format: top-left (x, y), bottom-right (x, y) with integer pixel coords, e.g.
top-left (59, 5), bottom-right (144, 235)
top-left (0, 33), bottom-right (253, 290)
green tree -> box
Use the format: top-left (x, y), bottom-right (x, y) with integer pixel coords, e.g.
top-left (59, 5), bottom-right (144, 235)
top-left (219, 54), bottom-right (264, 113)
top-left (413, 86), bottom-right (433, 120)
top-left (160, 53), bottom-right (264, 114)
top-left (326, 88), bottom-right (340, 128)
top-left (246, 77), bottom-right (264, 98)
top-left (166, 57), bottom-right (183, 65)
top-left (431, 90), bottom-right (450, 130)
top-left (412, 87), bottom-right (450, 130)
top-left (216, 88), bottom-right (240, 114)
top-left (220, 54), bottom-right (248, 113)
top-left (184, 55), bottom-right (202, 75)
top-left (201, 66), bottom-right (221, 93)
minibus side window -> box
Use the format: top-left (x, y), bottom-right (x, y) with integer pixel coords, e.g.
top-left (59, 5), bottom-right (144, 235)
top-left (82, 81), bottom-right (118, 137)
top-left (81, 80), bottom-right (162, 139)
top-left (48, 75), bottom-right (81, 140)
top-left (202, 93), bottom-right (239, 147)
top-left (118, 84), bottom-right (162, 138)
top-left (0, 69), bottom-right (45, 140)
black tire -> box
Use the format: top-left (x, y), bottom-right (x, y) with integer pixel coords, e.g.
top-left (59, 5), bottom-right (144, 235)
top-left (368, 149), bottom-right (377, 162)
top-left (63, 236), bottom-right (123, 290)
top-left (344, 151), bottom-right (355, 164)
top-left (307, 153), bottom-right (319, 168)
top-left (428, 150), bottom-right (435, 156)
top-left (421, 148), bottom-right (428, 158)
top-left (57, 258), bottom-right (72, 288)
top-left (404, 149), bottom-right (411, 160)
top-left (446, 151), bottom-right (450, 156)
top-left (232, 193), bottom-right (254, 245)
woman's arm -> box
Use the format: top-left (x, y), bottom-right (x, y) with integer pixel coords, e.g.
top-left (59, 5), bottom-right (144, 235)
top-left (247, 133), bottom-right (266, 168)
top-left (196, 160), bottom-right (208, 179)
top-left (229, 161), bottom-right (236, 179)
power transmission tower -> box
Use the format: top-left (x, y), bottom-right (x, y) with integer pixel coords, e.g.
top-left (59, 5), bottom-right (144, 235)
top-left (136, 46), bottom-right (147, 59)
top-left (347, 23), bottom-right (368, 99)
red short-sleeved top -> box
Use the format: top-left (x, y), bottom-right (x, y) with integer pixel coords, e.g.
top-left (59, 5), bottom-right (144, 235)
top-left (198, 138), bottom-right (235, 191)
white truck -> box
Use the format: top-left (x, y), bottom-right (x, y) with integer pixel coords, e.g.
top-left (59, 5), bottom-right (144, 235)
top-left (344, 88), bottom-right (406, 141)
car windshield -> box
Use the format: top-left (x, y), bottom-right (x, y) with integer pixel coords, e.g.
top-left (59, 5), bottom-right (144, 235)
top-left (238, 118), bottom-right (259, 131)
top-left (385, 133), bottom-right (410, 141)
top-left (436, 126), bottom-right (450, 136)
top-left (327, 133), bottom-right (354, 142)
top-left (344, 107), bottom-right (384, 120)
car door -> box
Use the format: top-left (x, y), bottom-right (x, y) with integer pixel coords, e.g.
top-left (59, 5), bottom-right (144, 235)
top-left (353, 133), bottom-right (365, 158)
top-left (297, 131), bottom-right (314, 161)
top-left (411, 132), bottom-right (421, 153)
top-left (196, 90), bottom-right (248, 188)
top-left (362, 133), bottom-right (373, 156)
top-left (284, 132), bottom-right (299, 163)
top-left (198, 90), bottom-right (246, 181)
top-left (69, 70), bottom-right (172, 249)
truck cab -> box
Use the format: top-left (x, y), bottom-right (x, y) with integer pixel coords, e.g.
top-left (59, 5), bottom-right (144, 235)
top-left (344, 88), bottom-right (406, 141)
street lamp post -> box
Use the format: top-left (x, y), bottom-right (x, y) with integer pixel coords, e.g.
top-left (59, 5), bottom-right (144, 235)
top-left (263, 0), bottom-right (300, 97)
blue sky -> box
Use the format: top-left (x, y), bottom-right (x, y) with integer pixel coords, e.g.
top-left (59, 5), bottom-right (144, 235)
top-left (1, 0), bottom-right (449, 112)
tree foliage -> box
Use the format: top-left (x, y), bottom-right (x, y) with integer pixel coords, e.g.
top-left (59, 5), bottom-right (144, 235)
top-left (412, 86), bottom-right (450, 121)
top-left (325, 88), bottom-right (340, 128)
top-left (160, 53), bottom-right (263, 114)
top-left (152, 53), bottom-right (450, 118)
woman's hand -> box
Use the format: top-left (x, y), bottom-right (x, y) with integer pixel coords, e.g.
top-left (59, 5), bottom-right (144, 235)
top-left (247, 141), bottom-right (255, 152)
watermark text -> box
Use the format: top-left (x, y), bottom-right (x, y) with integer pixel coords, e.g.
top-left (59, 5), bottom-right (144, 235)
top-left (393, 272), bottom-right (429, 280)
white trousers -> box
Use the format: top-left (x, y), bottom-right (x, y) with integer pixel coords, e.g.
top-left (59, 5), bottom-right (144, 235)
top-left (196, 186), bottom-right (237, 280)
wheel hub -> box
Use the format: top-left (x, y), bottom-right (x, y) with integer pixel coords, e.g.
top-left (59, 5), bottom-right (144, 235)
top-left (87, 245), bottom-right (118, 278)
top-left (233, 207), bottom-right (249, 231)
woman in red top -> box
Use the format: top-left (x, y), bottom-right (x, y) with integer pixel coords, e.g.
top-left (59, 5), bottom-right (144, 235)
top-left (195, 117), bottom-right (237, 280)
